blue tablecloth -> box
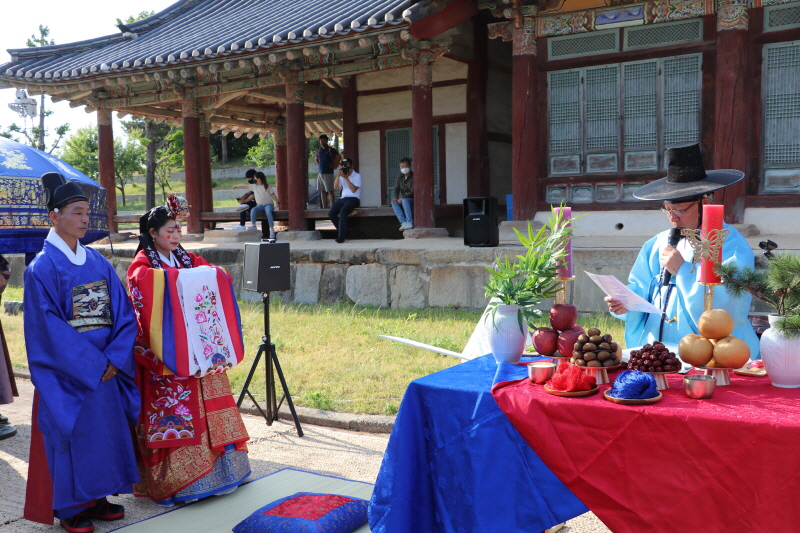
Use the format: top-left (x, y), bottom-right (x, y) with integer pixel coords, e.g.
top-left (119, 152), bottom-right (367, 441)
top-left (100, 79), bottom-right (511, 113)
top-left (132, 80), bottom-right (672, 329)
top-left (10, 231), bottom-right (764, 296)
top-left (368, 355), bottom-right (588, 533)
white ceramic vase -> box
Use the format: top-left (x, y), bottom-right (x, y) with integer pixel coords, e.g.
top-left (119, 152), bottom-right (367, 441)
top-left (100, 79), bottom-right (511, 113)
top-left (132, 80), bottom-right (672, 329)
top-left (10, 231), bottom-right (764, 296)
top-left (760, 314), bottom-right (800, 388)
top-left (487, 304), bottom-right (527, 364)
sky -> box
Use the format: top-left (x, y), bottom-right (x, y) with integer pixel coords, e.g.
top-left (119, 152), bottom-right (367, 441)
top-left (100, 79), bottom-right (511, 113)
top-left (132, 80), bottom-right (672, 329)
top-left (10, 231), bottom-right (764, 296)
top-left (0, 0), bottom-right (177, 150)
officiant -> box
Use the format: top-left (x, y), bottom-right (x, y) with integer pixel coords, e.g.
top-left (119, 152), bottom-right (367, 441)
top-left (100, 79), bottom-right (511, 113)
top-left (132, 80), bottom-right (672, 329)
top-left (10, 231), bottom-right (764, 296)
top-left (604, 143), bottom-right (759, 357)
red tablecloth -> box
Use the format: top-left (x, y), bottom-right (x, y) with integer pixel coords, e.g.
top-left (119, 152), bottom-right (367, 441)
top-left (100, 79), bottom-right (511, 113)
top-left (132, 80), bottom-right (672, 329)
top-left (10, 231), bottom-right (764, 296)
top-left (492, 371), bottom-right (800, 533)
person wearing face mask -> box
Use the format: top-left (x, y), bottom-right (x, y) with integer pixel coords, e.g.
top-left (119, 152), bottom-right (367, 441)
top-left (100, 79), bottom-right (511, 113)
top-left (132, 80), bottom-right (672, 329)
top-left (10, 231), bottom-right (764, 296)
top-left (605, 143), bottom-right (759, 357)
top-left (328, 157), bottom-right (362, 243)
top-left (126, 196), bottom-right (250, 508)
top-left (23, 173), bottom-right (140, 533)
top-left (391, 157), bottom-right (414, 231)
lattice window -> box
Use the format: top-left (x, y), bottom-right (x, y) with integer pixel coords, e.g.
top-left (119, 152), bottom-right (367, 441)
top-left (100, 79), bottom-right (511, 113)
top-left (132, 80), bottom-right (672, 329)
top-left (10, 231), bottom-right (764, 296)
top-left (385, 127), bottom-right (440, 204)
top-left (624, 19), bottom-right (702, 50)
top-left (762, 42), bottom-right (800, 193)
top-left (663, 54), bottom-right (700, 148)
top-left (549, 31), bottom-right (619, 60)
top-left (547, 53), bottom-right (701, 177)
top-left (765, 4), bottom-right (800, 32)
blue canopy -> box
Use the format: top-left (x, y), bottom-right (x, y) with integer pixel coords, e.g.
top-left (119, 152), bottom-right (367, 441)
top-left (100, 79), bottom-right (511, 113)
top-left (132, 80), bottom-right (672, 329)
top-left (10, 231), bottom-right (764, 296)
top-left (0, 137), bottom-right (109, 255)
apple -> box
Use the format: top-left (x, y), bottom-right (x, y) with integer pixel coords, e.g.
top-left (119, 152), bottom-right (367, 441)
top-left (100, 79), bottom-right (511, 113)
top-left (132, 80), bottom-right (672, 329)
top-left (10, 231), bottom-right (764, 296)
top-left (557, 326), bottom-right (584, 358)
top-left (550, 304), bottom-right (578, 332)
top-left (533, 327), bottom-right (559, 356)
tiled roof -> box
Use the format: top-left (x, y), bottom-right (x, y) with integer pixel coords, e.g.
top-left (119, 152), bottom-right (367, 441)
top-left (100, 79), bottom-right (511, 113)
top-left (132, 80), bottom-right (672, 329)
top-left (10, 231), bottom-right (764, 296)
top-left (1, 0), bottom-right (415, 83)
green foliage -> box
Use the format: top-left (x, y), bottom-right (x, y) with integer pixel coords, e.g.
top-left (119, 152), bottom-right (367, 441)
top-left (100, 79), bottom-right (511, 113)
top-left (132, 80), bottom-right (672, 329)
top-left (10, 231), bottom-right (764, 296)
top-left (114, 134), bottom-right (146, 205)
top-left (302, 391), bottom-right (334, 410)
top-left (244, 135), bottom-right (276, 167)
top-left (210, 131), bottom-right (260, 161)
top-left (717, 253), bottom-right (800, 336)
top-left (483, 205), bottom-right (575, 331)
top-left (26, 25), bottom-right (55, 47)
top-left (116, 11), bottom-right (155, 25)
top-left (58, 126), bottom-right (99, 179)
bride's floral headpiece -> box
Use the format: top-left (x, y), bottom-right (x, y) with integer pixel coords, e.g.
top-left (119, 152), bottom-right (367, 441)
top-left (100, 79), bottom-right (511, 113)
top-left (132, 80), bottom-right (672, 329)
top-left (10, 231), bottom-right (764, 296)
top-left (166, 194), bottom-right (190, 222)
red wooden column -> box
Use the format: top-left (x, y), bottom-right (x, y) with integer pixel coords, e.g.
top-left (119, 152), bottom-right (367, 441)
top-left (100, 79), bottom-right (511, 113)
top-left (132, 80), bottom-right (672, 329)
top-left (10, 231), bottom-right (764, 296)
top-left (341, 76), bottom-right (359, 161)
top-left (274, 126), bottom-right (288, 205)
top-left (511, 17), bottom-right (539, 221)
top-left (97, 108), bottom-right (118, 233)
top-left (412, 46), bottom-right (435, 229)
top-left (467, 15), bottom-right (490, 198)
top-left (713, 2), bottom-right (749, 223)
top-left (199, 116), bottom-right (214, 228)
top-left (182, 98), bottom-right (203, 234)
top-left (285, 83), bottom-right (307, 231)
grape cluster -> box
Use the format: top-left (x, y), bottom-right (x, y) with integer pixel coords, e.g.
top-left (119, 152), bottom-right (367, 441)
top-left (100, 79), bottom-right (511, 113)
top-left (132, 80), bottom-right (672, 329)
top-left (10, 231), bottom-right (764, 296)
top-left (627, 341), bottom-right (681, 372)
top-left (572, 328), bottom-right (622, 368)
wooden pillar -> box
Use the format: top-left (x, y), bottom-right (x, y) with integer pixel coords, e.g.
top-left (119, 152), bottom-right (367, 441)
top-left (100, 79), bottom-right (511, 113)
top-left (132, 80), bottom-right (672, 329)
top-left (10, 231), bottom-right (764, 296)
top-left (285, 83), bottom-right (307, 231)
top-left (341, 77), bottom-right (359, 161)
top-left (274, 126), bottom-right (288, 205)
top-left (467, 16), bottom-right (490, 198)
top-left (97, 109), bottom-right (118, 233)
top-left (713, 2), bottom-right (749, 223)
top-left (182, 98), bottom-right (203, 234)
top-left (199, 116), bottom-right (214, 228)
top-left (412, 46), bottom-right (435, 229)
top-left (511, 17), bottom-right (539, 221)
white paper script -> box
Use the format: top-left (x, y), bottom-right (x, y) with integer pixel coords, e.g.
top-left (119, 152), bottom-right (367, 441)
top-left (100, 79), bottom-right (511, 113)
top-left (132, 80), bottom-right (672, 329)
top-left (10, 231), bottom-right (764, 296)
top-left (585, 272), bottom-right (663, 315)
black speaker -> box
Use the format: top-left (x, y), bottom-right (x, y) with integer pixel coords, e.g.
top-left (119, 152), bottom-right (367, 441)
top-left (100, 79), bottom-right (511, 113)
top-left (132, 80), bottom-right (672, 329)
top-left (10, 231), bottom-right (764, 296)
top-left (243, 242), bottom-right (291, 293)
top-left (463, 197), bottom-right (499, 247)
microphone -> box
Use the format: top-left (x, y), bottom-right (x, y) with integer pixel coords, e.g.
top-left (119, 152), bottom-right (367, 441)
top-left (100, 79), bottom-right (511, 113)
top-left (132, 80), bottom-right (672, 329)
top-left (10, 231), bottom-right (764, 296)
top-left (662, 227), bottom-right (682, 285)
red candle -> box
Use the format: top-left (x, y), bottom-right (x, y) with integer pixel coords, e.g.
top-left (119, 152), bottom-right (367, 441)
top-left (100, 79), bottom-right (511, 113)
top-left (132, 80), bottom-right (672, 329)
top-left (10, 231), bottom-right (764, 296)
top-left (701, 204), bottom-right (724, 284)
top-left (554, 207), bottom-right (573, 279)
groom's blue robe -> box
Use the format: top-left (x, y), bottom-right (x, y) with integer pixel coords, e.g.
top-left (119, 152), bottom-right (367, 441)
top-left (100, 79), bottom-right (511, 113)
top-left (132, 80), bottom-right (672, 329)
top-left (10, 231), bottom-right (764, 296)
top-left (24, 241), bottom-right (140, 519)
top-left (613, 223), bottom-right (760, 358)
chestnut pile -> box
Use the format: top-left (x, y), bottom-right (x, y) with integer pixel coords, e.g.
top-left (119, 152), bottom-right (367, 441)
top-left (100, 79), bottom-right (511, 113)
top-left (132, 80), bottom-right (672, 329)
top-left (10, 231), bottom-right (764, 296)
top-left (571, 328), bottom-right (622, 368)
top-left (626, 341), bottom-right (681, 372)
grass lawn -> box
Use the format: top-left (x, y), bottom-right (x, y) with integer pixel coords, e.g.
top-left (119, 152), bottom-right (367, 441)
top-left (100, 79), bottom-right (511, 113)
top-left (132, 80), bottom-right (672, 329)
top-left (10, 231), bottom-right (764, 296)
top-left (1, 285), bottom-right (625, 415)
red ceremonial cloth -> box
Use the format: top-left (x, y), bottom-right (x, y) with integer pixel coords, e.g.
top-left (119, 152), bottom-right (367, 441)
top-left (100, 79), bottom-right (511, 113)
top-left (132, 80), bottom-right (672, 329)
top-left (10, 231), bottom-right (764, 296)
top-left (492, 371), bottom-right (800, 533)
top-left (24, 392), bottom-right (54, 525)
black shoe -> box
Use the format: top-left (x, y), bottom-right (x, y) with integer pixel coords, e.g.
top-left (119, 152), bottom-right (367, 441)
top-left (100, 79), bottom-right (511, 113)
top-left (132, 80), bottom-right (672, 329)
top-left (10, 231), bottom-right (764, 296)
top-left (0, 413), bottom-right (8, 425)
top-left (0, 424), bottom-right (16, 440)
top-left (335, 237), bottom-right (345, 243)
top-left (82, 498), bottom-right (124, 521)
top-left (60, 515), bottom-right (94, 533)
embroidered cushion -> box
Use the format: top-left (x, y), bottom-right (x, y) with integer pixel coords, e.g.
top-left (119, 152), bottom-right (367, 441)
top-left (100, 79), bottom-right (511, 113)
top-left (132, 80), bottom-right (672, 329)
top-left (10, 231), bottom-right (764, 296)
top-left (232, 492), bottom-right (368, 533)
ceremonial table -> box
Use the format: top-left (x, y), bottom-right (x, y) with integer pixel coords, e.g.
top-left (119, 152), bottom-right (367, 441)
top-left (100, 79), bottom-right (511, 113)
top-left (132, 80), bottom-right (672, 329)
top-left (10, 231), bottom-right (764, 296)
top-left (368, 355), bottom-right (588, 533)
top-left (370, 354), bottom-right (800, 533)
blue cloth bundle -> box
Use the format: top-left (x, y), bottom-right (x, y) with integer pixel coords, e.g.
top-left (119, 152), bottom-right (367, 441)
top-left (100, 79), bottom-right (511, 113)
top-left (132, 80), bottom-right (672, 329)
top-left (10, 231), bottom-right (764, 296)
top-left (608, 370), bottom-right (659, 399)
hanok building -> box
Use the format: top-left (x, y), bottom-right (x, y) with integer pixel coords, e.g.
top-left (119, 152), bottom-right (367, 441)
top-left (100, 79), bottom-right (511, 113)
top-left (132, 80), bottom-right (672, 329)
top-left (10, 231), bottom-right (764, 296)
top-left (2, 0), bottom-right (799, 238)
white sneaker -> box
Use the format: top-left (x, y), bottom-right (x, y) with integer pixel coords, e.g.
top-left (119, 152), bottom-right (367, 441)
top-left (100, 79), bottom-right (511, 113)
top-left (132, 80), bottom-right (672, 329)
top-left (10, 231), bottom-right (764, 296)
top-left (399, 223), bottom-right (408, 230)
top-left (269, 230), bottom-right (277, 240)
top-left (232, 225), bottom-right (246, 231)
top-left (247, 225), bottom-right (258, 231)
top-left (407, 223), bottom-right (414, 230)
top-left (235, 204), bottom-right (249, 212)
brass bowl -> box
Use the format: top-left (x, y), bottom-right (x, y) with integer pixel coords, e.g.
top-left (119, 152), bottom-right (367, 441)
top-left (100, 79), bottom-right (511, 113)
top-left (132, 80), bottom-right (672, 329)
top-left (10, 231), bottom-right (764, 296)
top-left (528, 362), bottom-right (556, 384)
top-left (684, 375), bottom-right (716, 399)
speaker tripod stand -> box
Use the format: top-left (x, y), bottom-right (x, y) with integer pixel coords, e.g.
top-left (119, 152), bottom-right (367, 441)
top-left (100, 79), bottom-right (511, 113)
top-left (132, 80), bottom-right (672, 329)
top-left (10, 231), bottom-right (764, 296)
top-left (236, 292), bottom-right (303, 437)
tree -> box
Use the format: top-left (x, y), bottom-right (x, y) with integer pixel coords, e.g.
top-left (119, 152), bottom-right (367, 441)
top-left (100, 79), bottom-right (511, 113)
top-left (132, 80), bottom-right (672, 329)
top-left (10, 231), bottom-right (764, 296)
top-left (116, 11), bottom-right (155, 26)
top-left (7, 26), bottom-right (71, 152)
top-left (244, 135), bottom-right (276, 168)
top-left (114, 133), bottom-right (146, 206)
top-left (121, 117), bottom-right (179, 209)
top-left (58, 126), bottom-right (99, 179)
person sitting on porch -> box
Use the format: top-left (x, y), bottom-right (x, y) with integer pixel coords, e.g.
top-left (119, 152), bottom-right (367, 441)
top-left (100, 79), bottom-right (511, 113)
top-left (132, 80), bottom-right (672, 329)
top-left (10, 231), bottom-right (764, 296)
top-left (232, 169), bottom-right (258, 230)
top-left (328, 157), bottom-right (361, 244)
top-left (391, 157), bottom-right (414, 231)
top-left (127, 196), bottom-right (250, 508)
top-left (233, 171), bottom-right (280, 240)
top-left (604, 143), bottom-right (759, 357)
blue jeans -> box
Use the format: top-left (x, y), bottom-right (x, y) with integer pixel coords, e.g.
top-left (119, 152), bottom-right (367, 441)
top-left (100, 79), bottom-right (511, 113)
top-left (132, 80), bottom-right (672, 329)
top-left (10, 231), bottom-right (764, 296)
top-left (391, 198), bottom-right (414, 224)
top-left (250, 203), bottom-right (275, 228)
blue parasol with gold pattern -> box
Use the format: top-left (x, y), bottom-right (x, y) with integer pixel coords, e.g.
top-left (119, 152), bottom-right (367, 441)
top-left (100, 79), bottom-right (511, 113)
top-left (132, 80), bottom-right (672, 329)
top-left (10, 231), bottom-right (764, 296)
top-left (0, 137), bottom-right (108, 255)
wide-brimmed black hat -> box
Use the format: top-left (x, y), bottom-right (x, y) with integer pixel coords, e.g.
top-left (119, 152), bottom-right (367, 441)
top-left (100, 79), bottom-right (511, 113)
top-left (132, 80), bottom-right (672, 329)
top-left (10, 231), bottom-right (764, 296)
top-left (41, 172), bottom-right (87, 211)
top-left (633, 143), bottom-right (744, 201)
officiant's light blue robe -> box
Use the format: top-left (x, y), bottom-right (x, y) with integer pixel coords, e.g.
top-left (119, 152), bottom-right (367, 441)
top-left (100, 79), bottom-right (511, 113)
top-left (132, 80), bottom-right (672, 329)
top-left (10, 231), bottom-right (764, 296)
top-left (24, 233), bottom-right (140, 519)
top-left (612, 223), bottom-right (760, 358)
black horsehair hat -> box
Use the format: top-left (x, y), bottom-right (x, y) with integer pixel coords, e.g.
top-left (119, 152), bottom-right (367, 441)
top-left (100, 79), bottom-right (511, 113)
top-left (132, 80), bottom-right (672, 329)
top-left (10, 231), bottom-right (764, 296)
top-left (41, 172), bottom-right (87, 211)
top-left (632, 143), bottom-right (744, 201)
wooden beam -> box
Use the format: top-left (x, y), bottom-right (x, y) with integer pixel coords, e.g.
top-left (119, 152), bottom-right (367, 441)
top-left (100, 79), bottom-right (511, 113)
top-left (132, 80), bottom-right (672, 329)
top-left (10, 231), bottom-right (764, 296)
top-left (119, 106), bottom-right (182, 119)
